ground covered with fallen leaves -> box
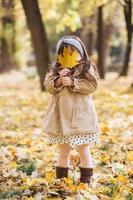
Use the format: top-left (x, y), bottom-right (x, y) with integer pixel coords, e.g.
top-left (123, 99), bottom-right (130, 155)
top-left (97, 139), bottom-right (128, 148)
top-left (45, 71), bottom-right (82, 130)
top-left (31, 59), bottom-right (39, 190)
top-left (0, 70), bottom-right (133, 200)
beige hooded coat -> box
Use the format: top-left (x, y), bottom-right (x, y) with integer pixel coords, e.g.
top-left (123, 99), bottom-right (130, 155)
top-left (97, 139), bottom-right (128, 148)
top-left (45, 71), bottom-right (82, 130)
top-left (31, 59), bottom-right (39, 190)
top-left (42, 36), bottom-right (100, 137)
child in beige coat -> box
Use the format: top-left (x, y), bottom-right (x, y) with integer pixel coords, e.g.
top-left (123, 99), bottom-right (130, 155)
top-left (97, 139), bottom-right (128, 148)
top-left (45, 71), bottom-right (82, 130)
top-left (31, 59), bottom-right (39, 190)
top-left (43, 35), bottom-right (100, 184)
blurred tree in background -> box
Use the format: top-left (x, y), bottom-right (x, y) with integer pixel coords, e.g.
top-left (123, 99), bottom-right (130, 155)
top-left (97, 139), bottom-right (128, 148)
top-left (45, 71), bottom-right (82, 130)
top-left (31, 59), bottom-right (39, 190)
top-left (0, 0), bottom-right (15, 72)
top-left (120, 0), bottom-right (132, 76)
top-left (21, 0), bottom-right (50, 91)
top-left (0, 0), bottom-right (132, 90)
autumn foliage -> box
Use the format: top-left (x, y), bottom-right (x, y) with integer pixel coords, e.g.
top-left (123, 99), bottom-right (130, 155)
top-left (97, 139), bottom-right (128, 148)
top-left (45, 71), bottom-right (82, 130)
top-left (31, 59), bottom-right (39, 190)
top-left (0, 71), bottom-right (132, 199)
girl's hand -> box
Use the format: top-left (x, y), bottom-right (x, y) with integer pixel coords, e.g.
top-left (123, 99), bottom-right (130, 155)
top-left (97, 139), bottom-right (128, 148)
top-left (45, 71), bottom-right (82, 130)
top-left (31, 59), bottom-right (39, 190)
top-left (54, 77), bottom-right (62, 88)
top-left (60, 68), bottom-right (70, 77)
top-left (61, 76), bottom-right (74, 86)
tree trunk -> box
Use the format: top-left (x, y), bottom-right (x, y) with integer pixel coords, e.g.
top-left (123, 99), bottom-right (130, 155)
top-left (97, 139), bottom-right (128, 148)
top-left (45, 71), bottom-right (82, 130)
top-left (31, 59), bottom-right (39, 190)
top-left (80, 16), bottom-right (95, 57)
top-left (97, 5), bottom-right (105, 79)
top-left (0, 0), bottom-right (14, 72)
top-left (0, 38), bottom-right (13, 72)
top-left (87, 31), bottom-right (94, 56)
top-left (104, 23), bottom-right (114, 67)
top-left (120, 0), bottom-right (132, 76)
top-left (11, 1), bottom-right (16, 59)
top-left (21, 0), bottom-right (50, 91)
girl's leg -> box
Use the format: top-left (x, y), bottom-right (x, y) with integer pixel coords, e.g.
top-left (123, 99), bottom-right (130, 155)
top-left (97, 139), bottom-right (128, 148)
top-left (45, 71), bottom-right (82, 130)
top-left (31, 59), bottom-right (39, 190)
top-left (77, 144), bottom-right (94, 184)
top-left (57, 144), bottom-right (71, 167)
top-left (77, 144), bottom-right (93, 168)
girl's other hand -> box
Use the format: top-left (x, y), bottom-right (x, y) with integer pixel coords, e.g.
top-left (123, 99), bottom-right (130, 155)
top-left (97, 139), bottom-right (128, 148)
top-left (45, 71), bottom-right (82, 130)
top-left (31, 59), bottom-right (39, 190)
top-left (54, 77), bottom-right (62, 88)
top-left (60, 68), bottom-right (70, 77)
top-left (61, 76), bottom-right (74, 86)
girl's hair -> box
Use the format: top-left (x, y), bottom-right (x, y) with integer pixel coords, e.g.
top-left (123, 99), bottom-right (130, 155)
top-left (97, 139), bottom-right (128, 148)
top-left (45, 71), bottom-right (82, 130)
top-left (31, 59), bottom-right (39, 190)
top-left (48, 35), bottom-right (99, 79)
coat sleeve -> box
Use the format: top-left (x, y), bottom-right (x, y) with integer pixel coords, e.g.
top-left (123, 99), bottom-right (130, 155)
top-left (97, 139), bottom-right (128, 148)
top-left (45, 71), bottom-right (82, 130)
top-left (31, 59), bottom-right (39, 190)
top-left (44, 67), bottom-right (64, 95)
top-left (68, 63), bottom-right (99, 95)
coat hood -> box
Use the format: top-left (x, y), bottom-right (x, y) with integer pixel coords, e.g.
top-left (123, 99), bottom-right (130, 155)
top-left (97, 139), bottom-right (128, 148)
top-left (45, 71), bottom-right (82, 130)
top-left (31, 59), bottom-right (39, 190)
top-left (56, 35), bottom-right (90, 61)
top-left (53, 35), bottom-right (99, 81)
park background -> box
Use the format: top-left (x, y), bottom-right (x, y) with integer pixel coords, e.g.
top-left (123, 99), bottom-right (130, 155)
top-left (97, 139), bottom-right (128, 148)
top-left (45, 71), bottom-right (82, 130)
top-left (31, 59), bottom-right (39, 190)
top-left (0, 0), bottom-right (133, 199)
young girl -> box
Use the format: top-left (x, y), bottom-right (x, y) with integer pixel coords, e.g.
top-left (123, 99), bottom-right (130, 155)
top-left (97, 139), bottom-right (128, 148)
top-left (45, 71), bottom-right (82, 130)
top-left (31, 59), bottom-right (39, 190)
top-left (42, 35), bottom-right (100, 184)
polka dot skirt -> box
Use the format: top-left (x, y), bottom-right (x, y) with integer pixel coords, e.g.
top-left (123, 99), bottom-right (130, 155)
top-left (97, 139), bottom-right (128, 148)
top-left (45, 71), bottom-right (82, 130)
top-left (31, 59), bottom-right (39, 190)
top-left (46, 132), bottom-right (99, 148)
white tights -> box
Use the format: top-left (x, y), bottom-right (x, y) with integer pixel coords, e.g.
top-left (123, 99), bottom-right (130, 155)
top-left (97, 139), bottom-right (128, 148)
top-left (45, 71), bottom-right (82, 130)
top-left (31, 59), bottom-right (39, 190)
top-left (56, 143), bottom-right (93, 168)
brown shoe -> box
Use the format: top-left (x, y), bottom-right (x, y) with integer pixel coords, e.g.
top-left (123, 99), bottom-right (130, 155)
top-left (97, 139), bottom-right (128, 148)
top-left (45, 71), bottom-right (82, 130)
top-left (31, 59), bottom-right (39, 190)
top-left (79, 166), bottom-right (93, 184)
top-left (55, 166), bottom-right (69, 179)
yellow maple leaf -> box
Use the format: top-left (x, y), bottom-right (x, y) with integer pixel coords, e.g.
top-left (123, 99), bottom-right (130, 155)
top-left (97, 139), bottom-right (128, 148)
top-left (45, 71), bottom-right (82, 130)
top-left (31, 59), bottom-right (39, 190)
top-left (126, 151), bottom-right (133, 162)
top-left (26, 197), bottom-right (35, 200)
top-left (45, 170), bottom-right (56, 182)
top-left (100, 122), bottom-right (110, 133)
top-left (115, 175), bottom-right (128, 185)
top-left (57, 46), bottom-right (79, 68)
top-left (64, 177), bottom-right (73, 185)
top-left (8, 161), bottom-right (17, 169)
